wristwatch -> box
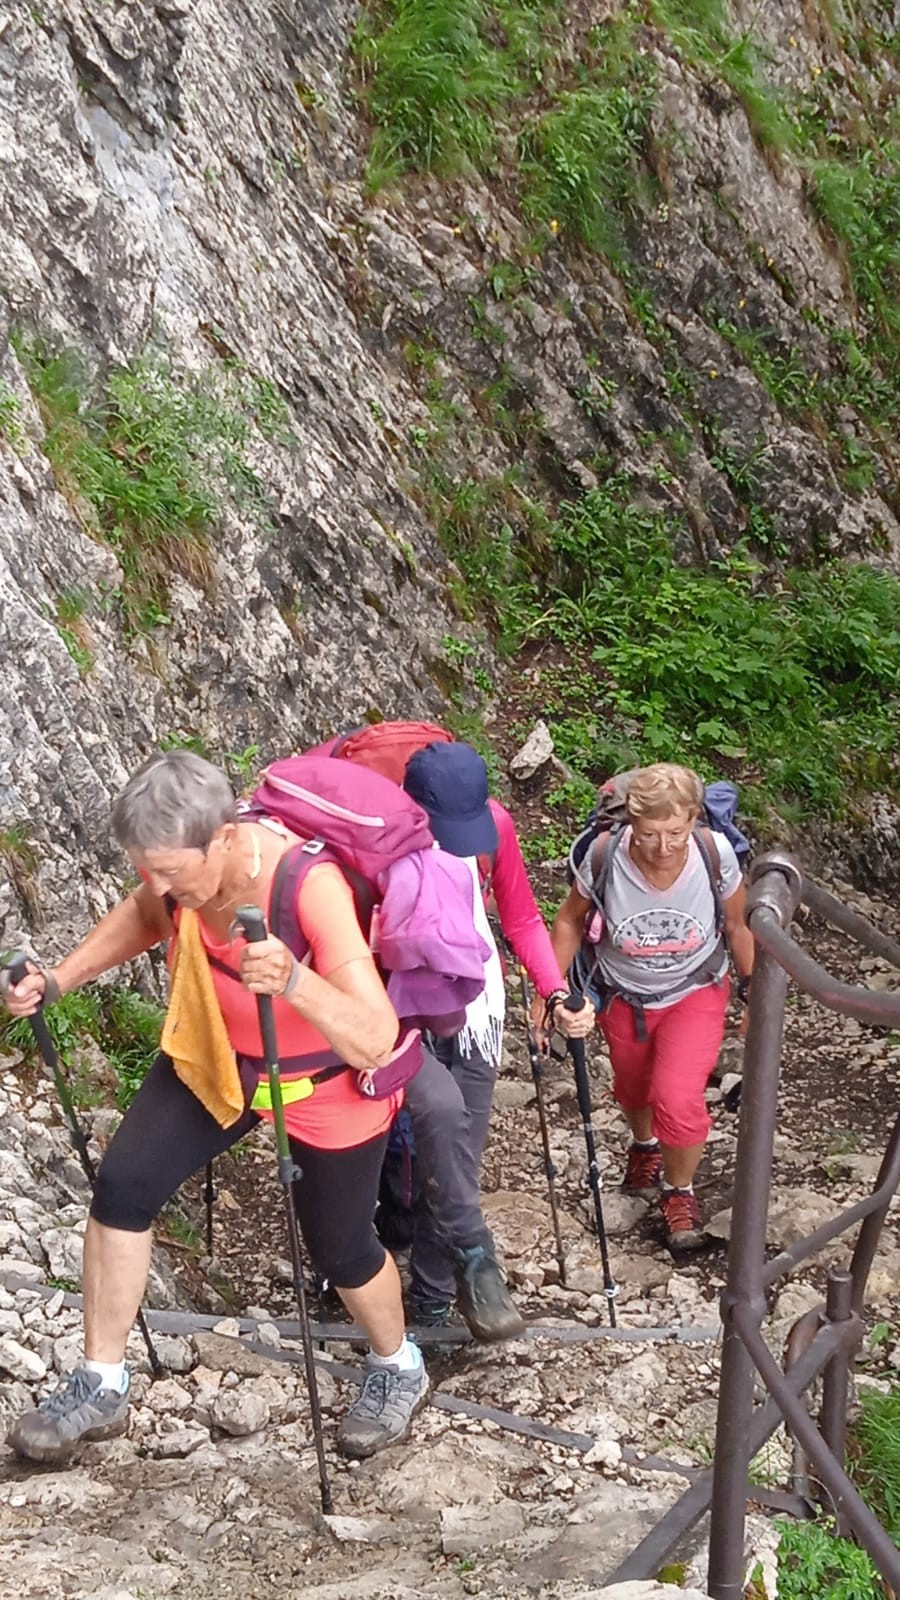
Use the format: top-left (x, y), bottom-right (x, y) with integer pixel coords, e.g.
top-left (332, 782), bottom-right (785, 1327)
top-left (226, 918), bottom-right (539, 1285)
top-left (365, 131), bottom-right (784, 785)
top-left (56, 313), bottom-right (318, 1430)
top-left (736, 974), bottom-right (752, 1006)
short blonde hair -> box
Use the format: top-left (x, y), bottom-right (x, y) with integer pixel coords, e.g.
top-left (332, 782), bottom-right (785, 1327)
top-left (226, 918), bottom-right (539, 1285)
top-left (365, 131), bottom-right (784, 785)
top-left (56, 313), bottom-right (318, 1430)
top-left (626, 763), bottom-right (703, 820)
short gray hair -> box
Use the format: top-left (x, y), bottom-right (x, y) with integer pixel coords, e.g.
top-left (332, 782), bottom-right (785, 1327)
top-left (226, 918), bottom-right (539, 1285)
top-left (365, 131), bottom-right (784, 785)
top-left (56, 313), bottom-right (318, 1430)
top-left (112, 750), bottom-right (236, 852)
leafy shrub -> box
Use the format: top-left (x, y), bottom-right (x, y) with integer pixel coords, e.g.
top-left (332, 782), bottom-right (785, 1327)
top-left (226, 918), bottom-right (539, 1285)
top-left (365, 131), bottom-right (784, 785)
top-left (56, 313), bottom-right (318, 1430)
top-left (434, 464), bottom-right (899, 817)
top-left (777, 1518), bottom-right (883, 1600)
top-left (0, 985), bottom-right (164, 1111)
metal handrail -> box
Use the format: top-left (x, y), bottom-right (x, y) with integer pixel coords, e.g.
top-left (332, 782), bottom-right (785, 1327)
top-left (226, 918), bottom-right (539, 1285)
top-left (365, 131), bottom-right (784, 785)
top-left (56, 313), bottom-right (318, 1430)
top-left (603, 850), bottom-right (900, 1595)
top-left (751, 900), bottom-right (900, 1025)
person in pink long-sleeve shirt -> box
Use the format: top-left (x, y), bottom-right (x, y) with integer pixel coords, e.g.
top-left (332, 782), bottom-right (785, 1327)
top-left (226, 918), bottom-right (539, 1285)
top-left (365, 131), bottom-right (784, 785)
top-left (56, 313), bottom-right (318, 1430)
top-left (486, 797), bottom-right (574, 1009)
top-left (401, 743), bottom-right (591, 1332)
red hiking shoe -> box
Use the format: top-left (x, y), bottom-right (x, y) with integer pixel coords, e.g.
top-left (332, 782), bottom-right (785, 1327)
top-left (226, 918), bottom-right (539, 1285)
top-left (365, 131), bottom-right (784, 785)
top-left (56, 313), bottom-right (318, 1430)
top-left (660, 1187), bottom-right (707, 1254)
top-left (622, 1141), bottom-right (663, 1196)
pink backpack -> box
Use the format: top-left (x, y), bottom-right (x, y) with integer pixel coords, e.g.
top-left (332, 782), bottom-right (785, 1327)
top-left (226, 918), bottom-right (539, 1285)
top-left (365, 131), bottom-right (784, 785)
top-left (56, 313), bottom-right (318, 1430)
top-left (243, 756), bottom-right (491, 1036)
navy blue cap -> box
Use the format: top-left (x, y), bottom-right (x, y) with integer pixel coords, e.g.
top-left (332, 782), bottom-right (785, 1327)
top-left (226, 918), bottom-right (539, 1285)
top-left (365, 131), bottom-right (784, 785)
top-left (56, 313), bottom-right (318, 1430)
top-left (404, 742), bottom-right (499, 858)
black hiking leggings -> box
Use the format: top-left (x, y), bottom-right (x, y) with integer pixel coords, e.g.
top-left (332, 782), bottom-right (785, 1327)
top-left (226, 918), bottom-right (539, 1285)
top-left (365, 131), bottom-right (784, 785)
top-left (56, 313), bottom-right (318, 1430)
top-left (90, 1053), bottom-right (387, 1288)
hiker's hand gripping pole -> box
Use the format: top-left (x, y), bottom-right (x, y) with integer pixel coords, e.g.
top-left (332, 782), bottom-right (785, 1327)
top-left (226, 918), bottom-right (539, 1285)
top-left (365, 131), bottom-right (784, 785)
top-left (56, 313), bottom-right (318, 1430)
top-left (234, 907), bottom-right (334, 1515)
top-left (0, 954), bottom-right (164, 1376)
top-left (564, 994), bottom-right (618, 1327)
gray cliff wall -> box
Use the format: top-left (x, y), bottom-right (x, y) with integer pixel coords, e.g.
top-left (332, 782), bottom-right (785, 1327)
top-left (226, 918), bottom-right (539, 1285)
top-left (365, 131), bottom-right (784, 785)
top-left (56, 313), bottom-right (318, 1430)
top-left (0, 0), bottom-right (897, 951)
top-left (0, 0), bottom-right (463, 953)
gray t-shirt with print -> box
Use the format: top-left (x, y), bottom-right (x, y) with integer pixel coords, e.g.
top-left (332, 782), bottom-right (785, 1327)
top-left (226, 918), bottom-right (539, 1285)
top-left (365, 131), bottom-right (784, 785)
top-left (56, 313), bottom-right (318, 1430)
top-left (574, 827), bottom-right (741, 1007)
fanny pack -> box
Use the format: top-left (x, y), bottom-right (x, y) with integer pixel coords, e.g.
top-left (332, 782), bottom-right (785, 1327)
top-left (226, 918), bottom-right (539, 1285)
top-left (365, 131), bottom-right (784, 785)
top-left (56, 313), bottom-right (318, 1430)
top-left (241, 1027), bottom-right (423, 1109)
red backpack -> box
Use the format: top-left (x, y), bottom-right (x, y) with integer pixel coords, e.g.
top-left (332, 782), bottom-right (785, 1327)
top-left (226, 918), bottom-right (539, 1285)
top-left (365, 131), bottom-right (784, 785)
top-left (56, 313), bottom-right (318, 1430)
top-left (305, 720), bottom-right (453, 787)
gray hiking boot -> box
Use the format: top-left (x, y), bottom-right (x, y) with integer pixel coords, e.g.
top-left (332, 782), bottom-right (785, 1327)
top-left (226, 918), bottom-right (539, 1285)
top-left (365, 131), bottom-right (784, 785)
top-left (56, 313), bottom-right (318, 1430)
top-left (7, 1367), bottom-right (130, 1464)
top-left (454, 1244), bottom-right (525, 1342)
top-left (337, 1354), bottom-right (430, 1459)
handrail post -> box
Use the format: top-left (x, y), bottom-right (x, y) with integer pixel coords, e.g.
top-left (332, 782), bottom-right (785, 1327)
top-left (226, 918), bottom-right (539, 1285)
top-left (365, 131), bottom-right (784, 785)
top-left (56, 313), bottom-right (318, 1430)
top-left (848, 1113), bottom-right (900, 1314)
top-left (707, 856), bottom-right (801, 1600)
top-left (819, 1270), bottom-right (855, 1536)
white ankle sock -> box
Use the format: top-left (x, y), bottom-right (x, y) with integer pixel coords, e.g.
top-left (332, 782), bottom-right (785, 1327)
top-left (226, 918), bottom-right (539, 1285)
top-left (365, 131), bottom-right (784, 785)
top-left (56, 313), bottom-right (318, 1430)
top-left (633, 1137), bottom-right (660, 1149)
top-left (662, 1182), bottom-right (693, 1195)
top-left (369, 1338), bottom-right (421, 1373)
top-left (83, 1358), bottom-right (128, 1394)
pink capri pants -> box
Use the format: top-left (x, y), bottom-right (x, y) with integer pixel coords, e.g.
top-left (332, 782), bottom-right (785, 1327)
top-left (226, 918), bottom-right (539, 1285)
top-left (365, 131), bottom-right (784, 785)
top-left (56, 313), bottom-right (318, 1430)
top-left (598, 978), bottom-right (730, 1148)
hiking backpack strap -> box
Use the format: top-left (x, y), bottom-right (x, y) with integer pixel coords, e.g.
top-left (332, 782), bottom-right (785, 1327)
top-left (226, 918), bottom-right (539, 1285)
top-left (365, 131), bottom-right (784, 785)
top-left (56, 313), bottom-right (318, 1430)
top-left (586, 823), bottom-right (626, 912)
top-left (269, 841), bottom-right (378, 962)
top-left (693, 826), bottom-right (724, 933)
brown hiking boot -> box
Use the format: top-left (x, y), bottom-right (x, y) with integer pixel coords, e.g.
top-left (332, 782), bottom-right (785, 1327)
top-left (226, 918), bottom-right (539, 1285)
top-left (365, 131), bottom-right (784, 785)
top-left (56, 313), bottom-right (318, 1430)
top-left (660, 1188), bottom-right (707, 1254)
top-left (622, 1141), bottom-right (663, 1197)
top-left (8, 1367), bottom-right (130, 1464)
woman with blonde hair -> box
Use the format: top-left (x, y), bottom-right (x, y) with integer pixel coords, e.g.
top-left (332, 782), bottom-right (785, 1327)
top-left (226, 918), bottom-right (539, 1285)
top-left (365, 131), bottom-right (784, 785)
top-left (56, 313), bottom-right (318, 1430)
top-left (547, 763), bottom-right (754, 1253)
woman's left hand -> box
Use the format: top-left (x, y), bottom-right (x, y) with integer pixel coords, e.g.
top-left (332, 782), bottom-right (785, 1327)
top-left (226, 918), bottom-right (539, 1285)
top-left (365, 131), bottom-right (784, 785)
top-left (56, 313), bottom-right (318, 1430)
top-left (239, 934), bottom-right (296, 997)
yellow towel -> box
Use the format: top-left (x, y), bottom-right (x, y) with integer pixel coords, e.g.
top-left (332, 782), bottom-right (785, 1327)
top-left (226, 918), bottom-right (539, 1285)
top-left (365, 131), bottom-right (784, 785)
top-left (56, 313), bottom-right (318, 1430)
top-left (161, 908), bottom-right (245, 1128)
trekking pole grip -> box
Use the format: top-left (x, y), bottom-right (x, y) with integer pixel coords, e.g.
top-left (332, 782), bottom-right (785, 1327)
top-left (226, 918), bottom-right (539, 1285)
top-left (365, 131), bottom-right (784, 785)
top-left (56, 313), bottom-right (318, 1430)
top-left (234, 906), bottom-right (280, 1061)
top-left (3, 953), bottom-right (60, 1074)
top-left (234, 906), bottom-right (295, 1179)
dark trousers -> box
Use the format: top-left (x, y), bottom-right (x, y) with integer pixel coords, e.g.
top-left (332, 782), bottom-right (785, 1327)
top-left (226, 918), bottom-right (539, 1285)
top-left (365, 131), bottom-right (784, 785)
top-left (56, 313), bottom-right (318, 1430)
top-left (90, 1053), bottom-right (388, 1288)
top-left (403, 1034), bottom-right (497, 1301)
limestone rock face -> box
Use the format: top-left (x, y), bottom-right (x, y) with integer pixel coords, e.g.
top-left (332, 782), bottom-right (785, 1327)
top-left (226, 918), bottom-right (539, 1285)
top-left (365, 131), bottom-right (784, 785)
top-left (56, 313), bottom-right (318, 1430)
top-left (0, 0), bottom-right (458, 958)
top-left (1, 0), bottom-right (898, 958)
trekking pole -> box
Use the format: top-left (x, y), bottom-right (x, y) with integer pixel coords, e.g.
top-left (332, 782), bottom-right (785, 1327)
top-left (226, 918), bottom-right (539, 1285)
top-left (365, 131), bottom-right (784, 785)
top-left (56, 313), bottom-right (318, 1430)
top-left (203, 1162), bottom-right (216, 1257)
top-left (1, 954), bottom-right (164, 1376)
top-left (234, 907), bottom-right (333, 1515)
top-left (563, 995), bottom-right (618, 1327)
top-left (519, 968), bottom-right (567, 1287)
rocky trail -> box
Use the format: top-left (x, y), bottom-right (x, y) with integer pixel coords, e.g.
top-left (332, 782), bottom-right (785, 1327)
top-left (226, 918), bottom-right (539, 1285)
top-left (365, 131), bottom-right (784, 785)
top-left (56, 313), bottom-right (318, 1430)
top-left (0, 878), bottom-right (897, 1600)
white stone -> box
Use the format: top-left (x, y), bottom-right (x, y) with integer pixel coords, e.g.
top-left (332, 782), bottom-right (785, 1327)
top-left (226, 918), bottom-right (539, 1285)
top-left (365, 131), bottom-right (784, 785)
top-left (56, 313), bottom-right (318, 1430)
top-left (211, 1387), bottom-right (270, 1436)
top-left (147, 1378), bottom-right (193, 1415)
top-left (440, 1497), bottom-right (527, 1555)
top-left (509, 720), bottom-right (554, 781)
top-left (321, 1515), bottom-right (395, 1543)
top-left (583, 1438), bottom-right (623, 1469)
top-left (0, 1335), bottom-right (47, 1382)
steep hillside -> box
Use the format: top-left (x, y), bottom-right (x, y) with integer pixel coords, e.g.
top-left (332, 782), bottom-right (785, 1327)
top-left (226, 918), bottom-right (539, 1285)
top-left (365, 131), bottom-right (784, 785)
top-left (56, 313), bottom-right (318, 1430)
top-left (1, 0), bottom-right (898, 955)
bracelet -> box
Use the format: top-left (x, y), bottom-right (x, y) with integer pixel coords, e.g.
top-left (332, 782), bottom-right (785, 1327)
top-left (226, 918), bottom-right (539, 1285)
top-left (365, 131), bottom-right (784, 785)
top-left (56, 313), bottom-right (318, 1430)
top-left (545, 989), bottom-right (569, 1022)
top-left (736, 974), bottom-right (752, 1006)
top-left (279, 956), bottom-right (301, 999)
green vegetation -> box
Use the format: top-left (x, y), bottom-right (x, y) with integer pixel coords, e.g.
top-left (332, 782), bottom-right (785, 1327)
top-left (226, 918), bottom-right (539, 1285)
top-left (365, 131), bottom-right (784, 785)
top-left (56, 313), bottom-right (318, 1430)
top-left (0, 825), bottom-right (41, 922)
top-left (775, 1384), bottom-right (900, 1599)
top-left (53, 590), bottom-right (93, 676)
top-left (12, 337), bottom-right (274, 631)
top-left (429, 464), bottom-right (899, 820)
top-left (0, 985), bottom-right (164, 1111)
top-left (518, 66), bottom-right (655, 259)
top-left (0, 378), bottom-right (27, 451)
top-left (777, 1517), bottom-right (881, 1600)
top-left (354, 1), bottom-right (655, 252)
top-left (853, 1387), bottom-right (900, 1541)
